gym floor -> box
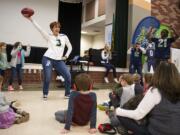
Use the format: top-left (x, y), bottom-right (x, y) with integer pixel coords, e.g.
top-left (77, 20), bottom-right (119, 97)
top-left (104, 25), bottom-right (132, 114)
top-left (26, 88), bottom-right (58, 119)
top-left (0, 89), bottom-right (113, 135)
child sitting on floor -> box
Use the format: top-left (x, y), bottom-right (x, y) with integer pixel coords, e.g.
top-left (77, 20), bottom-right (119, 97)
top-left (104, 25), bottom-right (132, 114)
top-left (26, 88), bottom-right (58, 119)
top-left (55, 73), bottom-right (97, 134)
top-left (0, 91), bottom-right (30, 129)
top-left (109, 73), bottom-right (134, 109)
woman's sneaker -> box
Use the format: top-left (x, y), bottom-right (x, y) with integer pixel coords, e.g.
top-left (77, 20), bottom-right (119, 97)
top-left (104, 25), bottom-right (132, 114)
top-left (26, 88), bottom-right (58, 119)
top-left (8, 85), bottom-right (14, 91)
top-left (43, 95), bottom-right (48, 100)
top-left (19, 85), bottom-right (23, 90)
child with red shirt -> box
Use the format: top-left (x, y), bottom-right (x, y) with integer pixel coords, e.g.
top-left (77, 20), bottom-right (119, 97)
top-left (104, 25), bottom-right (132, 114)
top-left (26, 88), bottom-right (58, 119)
top-left (55, 73), bottom-right (97, 134)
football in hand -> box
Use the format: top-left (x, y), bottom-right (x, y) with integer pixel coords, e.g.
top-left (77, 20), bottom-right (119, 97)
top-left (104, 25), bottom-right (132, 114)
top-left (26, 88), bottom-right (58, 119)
top-left (21, 7), bottom-right (34, 17)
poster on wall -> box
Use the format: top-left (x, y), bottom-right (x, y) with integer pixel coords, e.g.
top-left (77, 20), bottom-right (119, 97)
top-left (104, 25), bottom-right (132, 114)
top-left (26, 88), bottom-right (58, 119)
top-left (105, 24), bottom-right (112, 46)
top-left (171, 48), bottom-right (180, 72)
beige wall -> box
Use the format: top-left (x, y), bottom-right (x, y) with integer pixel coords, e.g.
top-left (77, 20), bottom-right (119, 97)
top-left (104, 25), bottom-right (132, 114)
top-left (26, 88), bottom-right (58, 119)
top-left (80, 34), bottom-right (105, 56)
top-left (92, 34), bottom-right (105, 49)
top-left (80, 35), bottom-right (93, 56)
top-left (0, 0), bottom-right (59, 47)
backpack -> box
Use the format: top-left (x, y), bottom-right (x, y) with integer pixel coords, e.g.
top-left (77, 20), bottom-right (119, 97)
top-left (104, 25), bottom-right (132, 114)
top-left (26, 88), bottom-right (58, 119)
top-left (98, 123), bottom-right (117, 135)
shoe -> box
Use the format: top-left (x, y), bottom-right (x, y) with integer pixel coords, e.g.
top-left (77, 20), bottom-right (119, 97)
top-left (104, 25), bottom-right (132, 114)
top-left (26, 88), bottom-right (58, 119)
top-left (15, 116), bottom-right (23, 124)
top-left (97, 103), bottom-right (109, 111)
top-left (21, 111), bottom-right (29, 117)
top-left (56, 76), bottom-right (65, 82)
top-left (21, 115), bottom-right (29, 123)
top-left (64, 94), bottom-right (70, 99)
top-left (104, 77), bottom-right (109, 83)
top-left (8, 85), bottom-right (14, 91)
top-left (12, 101), bottom-right (21, 108)
top-left (59, 76), bottom-right (65, 82)
top-left (43, 95), bottom-right (48, 100)
top-left (19, 85), bottom-right (23, 90)
top-left (15, 114), bottom-right (29, 124)
top-left (114, 78), bottom-right (119, 83)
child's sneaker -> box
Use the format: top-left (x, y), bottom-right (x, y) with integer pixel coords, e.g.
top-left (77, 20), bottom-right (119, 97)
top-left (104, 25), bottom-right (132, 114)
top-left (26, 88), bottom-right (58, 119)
top-left (104, 77), bottom-right (109, 83)
top-left (97, 102), bottom-right (109, 111)
top-left (15, 116), bottom-right (23, 124)
top-left (21, 111), bottom-right (30, 117)
top-left (19, 85), bottom-right (23, 90)
top-left (22, 114), bottom-right (30, 122)
top-left (15, 114), bottom-right (29, 124)
top-left (8, 85), bottom-right (14, 91)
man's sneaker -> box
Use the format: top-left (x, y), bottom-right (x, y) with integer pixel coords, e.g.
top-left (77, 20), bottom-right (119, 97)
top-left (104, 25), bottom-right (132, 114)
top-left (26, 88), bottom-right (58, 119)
top-left (19, 85), bottom-right (23, 90)
top-left (104, 77), bottom-right (109, 83)
top-left (8, 85), bottom-right (14, 91)
top-left (43, 95), bottom-right (48, 100)
top-left (64, 94), bottom-right (70, 99)
top-left (114, 78), bottom-right (119, 83)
